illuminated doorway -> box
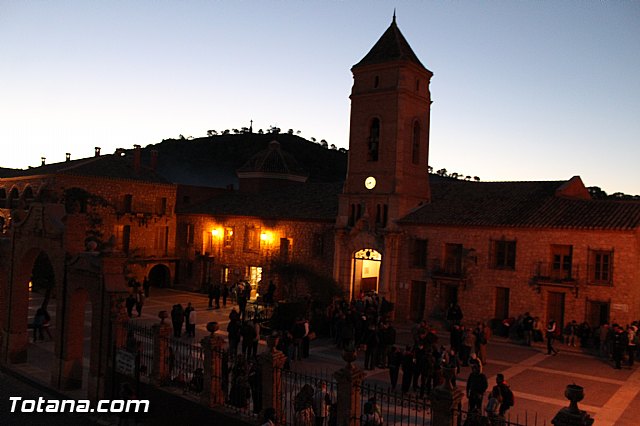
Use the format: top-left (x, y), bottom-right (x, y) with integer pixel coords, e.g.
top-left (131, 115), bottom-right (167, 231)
top-left (247, 266), bottom-right (262, 300)
top-left (351, 249), bottom-right (382, 299)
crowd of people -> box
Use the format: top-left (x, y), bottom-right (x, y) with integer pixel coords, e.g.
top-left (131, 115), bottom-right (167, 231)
top-left (120, 279), bottom-right (639, 424)
top-left (499, 311), bottom-right (640, 370)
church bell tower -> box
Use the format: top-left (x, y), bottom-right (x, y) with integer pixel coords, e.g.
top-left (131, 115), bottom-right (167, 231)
top-left (339, 15), bottom-right (433, 230)
top-left (334, 16), bottom-right (433, 300)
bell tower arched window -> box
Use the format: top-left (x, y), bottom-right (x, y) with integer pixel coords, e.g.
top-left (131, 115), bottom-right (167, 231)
top-left (368, 118), bottom-right (380, 162)
top-left (412, 121), bottom-right (420, 165)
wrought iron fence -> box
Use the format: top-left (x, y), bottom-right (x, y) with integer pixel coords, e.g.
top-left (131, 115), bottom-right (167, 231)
top-left (221, 354), bottom-right (260, 421)
top-left (279, 366), bottom-right (337, 426)
top-left (356, 382), bottom-right (431, 426)
top-left (163, 335), bottom-right (205, 394)
top-left (122, 322), bottom-right (154, 379)
top-left (113, 323), bottom-right (549, 426)
top-left (458, 406), bottom-right (546, 426)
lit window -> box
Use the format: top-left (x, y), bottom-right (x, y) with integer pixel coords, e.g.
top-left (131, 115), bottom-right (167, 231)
top-left (224, 227), bottom-right (234, 249)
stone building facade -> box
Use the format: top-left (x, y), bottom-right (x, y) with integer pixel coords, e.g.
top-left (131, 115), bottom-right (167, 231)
top-left (0, 147), bottom-right (177, 395)
top-left (1, 15), bottom-right (639, 401)
top-left (334, 17), bottom-right (640, 329)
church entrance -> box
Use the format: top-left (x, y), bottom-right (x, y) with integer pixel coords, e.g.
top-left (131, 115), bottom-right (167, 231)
top-left (350, 249), bottom-right (382, 300)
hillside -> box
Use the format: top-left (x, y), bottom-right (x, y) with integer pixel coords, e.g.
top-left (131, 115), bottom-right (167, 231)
top-left (142, 133), bottom-right (348, 188)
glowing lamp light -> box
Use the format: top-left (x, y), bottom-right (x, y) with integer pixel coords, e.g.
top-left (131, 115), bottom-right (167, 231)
top-left (260, 232), bottom-right (271, 242)
top-left (29, 281), bottom-right (33, 292)
top-left (211, 229), bottom-right (220, 237)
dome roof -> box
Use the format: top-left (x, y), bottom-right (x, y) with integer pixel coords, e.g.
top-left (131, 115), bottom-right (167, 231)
top-left (237, 140), bottom-right (308, 181)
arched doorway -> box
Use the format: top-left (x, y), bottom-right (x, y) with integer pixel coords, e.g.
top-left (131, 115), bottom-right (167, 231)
top-left (5, 249), bottom-right (57, 368)
top-left (351, 249), bottom-right (382, 300)
top-left (148, 264), bottom-right (171, 288)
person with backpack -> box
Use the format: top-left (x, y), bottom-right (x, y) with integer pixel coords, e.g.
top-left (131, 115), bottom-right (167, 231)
top-left (492, 373), bottom-right (514, 417)
top-left (484, 387), bottom-right (500, 419)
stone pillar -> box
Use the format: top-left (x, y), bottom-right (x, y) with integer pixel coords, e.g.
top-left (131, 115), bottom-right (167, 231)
top-left (258, 333), bottom-right (287, 424)
top-left (200, 322), bottom-right (226, 407)
top-left (151, 310), bottom-right (172, 385)
top-left (429, 366), bottom-right (465, 426)
top-left (333, 351), bottom-right (366, 426)
top-left (111, 296), bottom-right (129, 349)
top-left (552, 384), bottom-right (594, 426)
top-left (101, 293), bottom-right (129, 399)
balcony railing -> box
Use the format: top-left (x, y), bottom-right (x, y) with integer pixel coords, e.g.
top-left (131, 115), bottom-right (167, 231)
top-left (430, 258), bottom-right (466, 280)
top-left (531, 261), bottom-right (580, 283)
top-left (530, 261), bottom-right (582, 296)
top-left (126, 247), bottom-right (174, 259)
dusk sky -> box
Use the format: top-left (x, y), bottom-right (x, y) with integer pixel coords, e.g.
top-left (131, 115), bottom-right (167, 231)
top-left (1, 1), bottom-right (639, 195)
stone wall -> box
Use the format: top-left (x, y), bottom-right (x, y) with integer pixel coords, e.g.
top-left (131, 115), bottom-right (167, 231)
top-left (176, 213), bottom-right (336, 294)
top-left (393, 224), bottom-right (640, 327)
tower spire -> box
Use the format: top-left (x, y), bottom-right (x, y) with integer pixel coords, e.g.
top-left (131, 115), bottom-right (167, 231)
top-left (393, 8), bottom-right (396, 24)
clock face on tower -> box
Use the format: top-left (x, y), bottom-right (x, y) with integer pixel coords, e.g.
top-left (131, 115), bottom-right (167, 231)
top-left (364, 176), bottom-right (377, 190)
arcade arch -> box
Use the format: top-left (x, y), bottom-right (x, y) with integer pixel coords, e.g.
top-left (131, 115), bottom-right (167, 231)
top-left (8, 187), bottom-right (19, 209)
top-left (148, 263), bottom-right (171, 288)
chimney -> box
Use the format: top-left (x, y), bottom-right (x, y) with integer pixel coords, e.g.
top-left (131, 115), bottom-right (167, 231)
top-left (133, 144), bottom-right (141, 173)
top-left (95, 147), bottom-right (101, 157)
top-left (150, 150), bottom-right (158, 171)
top-left (66, 153), bottom-right (71, 162)
top-left (41, 157), bottom-right (46, 166)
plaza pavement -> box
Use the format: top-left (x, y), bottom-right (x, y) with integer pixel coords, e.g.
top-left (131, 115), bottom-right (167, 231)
top-left (15, 287), bottom-right (640, 425)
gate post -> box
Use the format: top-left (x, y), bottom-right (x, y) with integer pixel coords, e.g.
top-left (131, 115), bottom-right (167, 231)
top-left (333, 350), bottom-right (366, 426)
top-left (200, 322), bottom-right (226, 407)
top-left (429, 366), bottom-right (464, 426)
top-left (151, 310), bottom-right (171, 385)
top-left (552, 384), bottom-right (594, 426)
top-left (257, 333), bottom-right (287, 424)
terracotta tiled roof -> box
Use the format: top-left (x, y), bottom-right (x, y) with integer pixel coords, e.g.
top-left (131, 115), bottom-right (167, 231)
top-left (1, 154), bottom-right (170, 184)
top-left (179, 182), bottom-right (341, 221)
top-left (353, 17), bottom-right (429, 71)
top-left (400, 179), bottom-right (640, 230)
top-left (0, 167), bottom-right (22, 178)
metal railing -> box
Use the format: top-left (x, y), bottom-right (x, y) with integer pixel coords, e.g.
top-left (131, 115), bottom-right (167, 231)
top-left (531, 262), bottom-right (580, 283)
top-left (163, 336), bottom-right (205, 394)
top-left (458, 406), bottom-right (546, 426)
top-left (222, 354), bottom-right (260, 421)
top-left (278, 367), bottom-right (337, 426)
top-left (122, 322), bottom-right (154, 379)
top-left (357, 382), bottom-right (431, 426)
